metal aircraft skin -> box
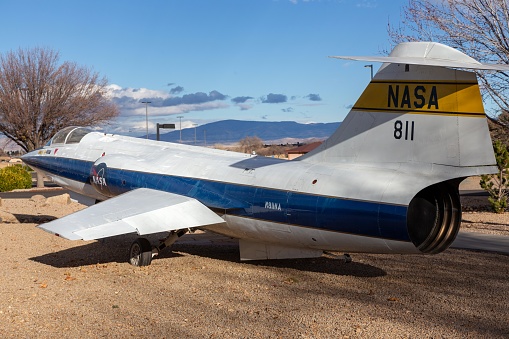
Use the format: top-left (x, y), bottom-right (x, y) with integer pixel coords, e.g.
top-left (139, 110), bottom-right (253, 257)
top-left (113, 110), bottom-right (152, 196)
top-left (22, 42), bottom-right (503, 266)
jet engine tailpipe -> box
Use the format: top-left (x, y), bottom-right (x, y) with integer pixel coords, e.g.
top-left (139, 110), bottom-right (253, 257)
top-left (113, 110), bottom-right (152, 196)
top-left (407, 181), bottom-right (461, 254)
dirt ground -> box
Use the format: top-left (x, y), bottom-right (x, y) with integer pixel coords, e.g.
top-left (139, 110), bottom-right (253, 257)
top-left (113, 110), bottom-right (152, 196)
top-left (0, 182), bottom-right (507, 338)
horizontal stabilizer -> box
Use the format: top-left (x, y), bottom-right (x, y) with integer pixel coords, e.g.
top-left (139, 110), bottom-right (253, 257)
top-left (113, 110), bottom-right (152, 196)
top-left (331, 42), bottom-right (509, 71)
top-left (38, 188), bottom-right (225, 240)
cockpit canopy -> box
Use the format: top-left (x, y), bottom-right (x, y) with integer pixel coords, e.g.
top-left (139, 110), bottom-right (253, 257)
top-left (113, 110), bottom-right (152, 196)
top-left (47, 126), bottom-right (92, 146)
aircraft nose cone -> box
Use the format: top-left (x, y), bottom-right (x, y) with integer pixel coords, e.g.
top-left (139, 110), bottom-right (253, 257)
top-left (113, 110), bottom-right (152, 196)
top-left (20, 150), bottom-right (39, 166)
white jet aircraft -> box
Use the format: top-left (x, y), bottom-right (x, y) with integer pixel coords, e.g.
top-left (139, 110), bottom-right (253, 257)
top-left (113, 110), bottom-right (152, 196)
top-left (21, 42), bottom-right (508, 266)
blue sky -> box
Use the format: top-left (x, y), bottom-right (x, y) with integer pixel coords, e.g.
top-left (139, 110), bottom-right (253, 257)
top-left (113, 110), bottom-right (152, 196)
top-left (0, 0), bottom-right (408, 136)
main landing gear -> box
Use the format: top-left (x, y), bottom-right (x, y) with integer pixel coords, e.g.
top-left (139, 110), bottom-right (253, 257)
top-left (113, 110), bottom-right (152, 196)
top-left (129, 238), bottom-right (152, 266)
top-left (324, 252), bottom-right (352, 263)
top-left (128, 229), bottom-right (189, 267)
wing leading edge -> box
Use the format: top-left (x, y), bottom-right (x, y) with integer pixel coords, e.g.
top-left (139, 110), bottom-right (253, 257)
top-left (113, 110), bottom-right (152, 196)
top-left (39, 188), bottom-right (226, 241)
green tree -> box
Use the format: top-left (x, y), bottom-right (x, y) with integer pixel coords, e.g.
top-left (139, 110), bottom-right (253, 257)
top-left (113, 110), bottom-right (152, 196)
top-left (480, 140), bottom-right (509, 213)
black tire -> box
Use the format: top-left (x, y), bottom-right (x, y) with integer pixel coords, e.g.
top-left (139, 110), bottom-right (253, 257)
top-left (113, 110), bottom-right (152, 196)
top-left (129, 238), bottom-right (152, 266)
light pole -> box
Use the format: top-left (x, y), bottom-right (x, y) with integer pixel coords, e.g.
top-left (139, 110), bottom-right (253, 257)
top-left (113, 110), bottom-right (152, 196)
top-left (177, 116), bottom-right (183, 143)
top-left (364, 64), bottom-right (373, 80)
top-left (141, 101), bottom-right (151, 139)
top-left (192, 123), bottom-right (198, 145)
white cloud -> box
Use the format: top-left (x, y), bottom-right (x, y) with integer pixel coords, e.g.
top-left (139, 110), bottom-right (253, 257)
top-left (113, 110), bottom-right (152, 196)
top-left (104, 84), bottom-right (234, 137)
top-left (108, 84), bottom-right (230, 117)
top-left (106, 116), bottom-right (203, 137)
top-left (119, 101), bottom-right (230, 118)
top-left (161, 101), bottom-right (230, 115)
top-left (237, 103), bottom-right (253, 111)
top-left (106, 85), bottom-right (171, 101)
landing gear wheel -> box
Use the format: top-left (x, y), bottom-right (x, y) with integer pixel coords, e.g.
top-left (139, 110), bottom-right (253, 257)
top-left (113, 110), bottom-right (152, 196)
top-left (129, 238), bottom-right (152, 267)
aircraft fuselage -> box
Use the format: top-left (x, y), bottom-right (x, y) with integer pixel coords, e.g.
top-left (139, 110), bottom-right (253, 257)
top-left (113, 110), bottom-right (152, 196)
top-left (25, 131), bottom-right (425, 255)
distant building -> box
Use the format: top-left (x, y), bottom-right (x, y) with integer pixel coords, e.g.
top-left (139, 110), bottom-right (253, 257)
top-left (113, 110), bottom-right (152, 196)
top-left (286, 141), bottom-right (322, 160)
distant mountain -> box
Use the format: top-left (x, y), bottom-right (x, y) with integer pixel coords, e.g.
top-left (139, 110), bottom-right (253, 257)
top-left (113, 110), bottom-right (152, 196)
top-left (151, 120), bottom-right (341, 145)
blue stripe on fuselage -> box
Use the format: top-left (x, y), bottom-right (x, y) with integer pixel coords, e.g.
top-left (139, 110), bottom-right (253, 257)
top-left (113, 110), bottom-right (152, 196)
top-left (24, 155), bottom-right (92, 184)
top-left (23, 155), bottom-right (410, 241)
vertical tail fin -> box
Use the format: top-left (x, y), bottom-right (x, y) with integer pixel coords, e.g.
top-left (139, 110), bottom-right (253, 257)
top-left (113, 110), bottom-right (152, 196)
top-left (301, 42), bottom-right (498, 178)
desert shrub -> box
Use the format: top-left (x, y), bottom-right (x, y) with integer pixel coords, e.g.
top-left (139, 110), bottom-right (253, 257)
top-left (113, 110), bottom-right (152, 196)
top-left (0, 165), bottom-right (32, 191)
top-left (480, 140), bottom-right (509, 213)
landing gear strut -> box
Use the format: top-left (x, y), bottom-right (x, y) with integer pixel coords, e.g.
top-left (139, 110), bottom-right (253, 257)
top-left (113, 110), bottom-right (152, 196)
top-left (128, 229), bottom-right (189, 267)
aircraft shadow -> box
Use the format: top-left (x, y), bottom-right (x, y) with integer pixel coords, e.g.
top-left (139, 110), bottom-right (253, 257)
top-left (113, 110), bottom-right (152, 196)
top-left (30, 232), bottom-right (386, 277)
top-left (30, 233), bottom-right (184, 268)
top-left (166, 237), bottom-right (387, 278)
top-left (246, 257), bottom-right (386, 278)
top-left (13, 213), bottom-right (57, 223)
top-left (229, 156), bottom-right (282, 170)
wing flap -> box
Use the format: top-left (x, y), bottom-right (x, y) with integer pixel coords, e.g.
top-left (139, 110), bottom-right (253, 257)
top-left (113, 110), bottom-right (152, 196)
top-left (38, 188), bottom-right (226, 241)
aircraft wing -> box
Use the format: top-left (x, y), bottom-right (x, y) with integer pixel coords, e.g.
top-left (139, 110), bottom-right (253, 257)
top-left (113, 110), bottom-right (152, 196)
top-left (38, 188), bottom-right (226, 241)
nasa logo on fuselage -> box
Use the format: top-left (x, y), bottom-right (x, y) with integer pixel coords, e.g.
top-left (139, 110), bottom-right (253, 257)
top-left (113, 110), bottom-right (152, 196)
top-left (89, 162), bottom-right (115, 198)
top-left (92, 171), bottom-right (107, 186)
top-left (264, 201), bottom-right (282, 211)
top-left (90, 164), bottom-right (108, 188)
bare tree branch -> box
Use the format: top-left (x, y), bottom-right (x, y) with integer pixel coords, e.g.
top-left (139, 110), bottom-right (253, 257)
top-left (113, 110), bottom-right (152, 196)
top-left (0, 47), bottom-right (119, 152)
top-left (238, 136), bottom-right (264, 154)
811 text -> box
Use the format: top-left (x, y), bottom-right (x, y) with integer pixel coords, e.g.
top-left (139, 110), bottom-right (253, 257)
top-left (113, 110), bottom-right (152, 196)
top-left (394, 120), bottom-right (415, 141)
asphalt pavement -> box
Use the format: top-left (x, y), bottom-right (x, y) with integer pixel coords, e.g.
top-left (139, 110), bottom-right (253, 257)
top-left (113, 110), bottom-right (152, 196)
top-left (452, 232), bottom-right (509, 254)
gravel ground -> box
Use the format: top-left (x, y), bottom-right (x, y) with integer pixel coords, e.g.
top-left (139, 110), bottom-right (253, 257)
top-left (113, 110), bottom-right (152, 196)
top-left (460, 196), bottom-right (509, 236)
top-left (0, 191), bottom-right (507, 338)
